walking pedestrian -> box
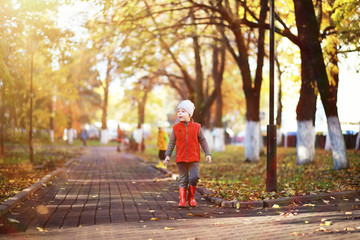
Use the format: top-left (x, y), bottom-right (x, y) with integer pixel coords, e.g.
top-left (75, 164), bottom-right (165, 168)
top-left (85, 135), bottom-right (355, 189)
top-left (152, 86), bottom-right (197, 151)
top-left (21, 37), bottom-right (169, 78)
top-left (156, 124), bottom-right (169, 169)
top-left (80, 128), bottom-right (88, 146)
top-left (163, 100), bottom-right (212, 207)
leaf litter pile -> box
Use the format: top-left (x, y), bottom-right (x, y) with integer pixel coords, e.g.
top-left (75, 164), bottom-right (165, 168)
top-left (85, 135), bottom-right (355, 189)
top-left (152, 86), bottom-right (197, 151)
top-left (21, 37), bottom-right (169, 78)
top-left (0, 146), bottom-right (80, 204)
top-left (142, 145), bottom-right (360, 202)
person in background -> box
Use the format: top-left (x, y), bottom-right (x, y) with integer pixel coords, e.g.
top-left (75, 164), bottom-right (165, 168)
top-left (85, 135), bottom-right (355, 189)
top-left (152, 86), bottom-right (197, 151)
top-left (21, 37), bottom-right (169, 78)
top-left (164, 100), bottom-right (212, 207)
top-left (117, 124), bottom-right (124, 152)
top-left (80, 128), bottom-right (88, 146)
top-left (156, 124), bottom-right (169, 169)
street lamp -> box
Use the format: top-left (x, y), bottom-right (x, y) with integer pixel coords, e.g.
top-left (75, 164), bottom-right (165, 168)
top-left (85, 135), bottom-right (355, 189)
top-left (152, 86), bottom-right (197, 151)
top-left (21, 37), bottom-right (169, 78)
top-left (28, 36), bottom-right (39, 164)
top-left (266, 0), bottom-right (277, 192)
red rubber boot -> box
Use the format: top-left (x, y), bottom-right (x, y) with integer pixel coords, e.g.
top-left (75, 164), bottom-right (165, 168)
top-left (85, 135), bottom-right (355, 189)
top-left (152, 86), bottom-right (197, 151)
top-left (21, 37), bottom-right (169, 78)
top-left (178, 187), bottom-right (187, 207)
top-left (188, 185), bottom-right (197, 207)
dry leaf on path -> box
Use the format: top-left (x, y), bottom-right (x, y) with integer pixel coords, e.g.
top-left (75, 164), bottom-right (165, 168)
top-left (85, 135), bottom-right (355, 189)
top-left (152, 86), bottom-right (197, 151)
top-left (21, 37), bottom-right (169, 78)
top-left (7, 218), bottom-right (20, 224)
top-left (303, 203), bottom-right (315, 207)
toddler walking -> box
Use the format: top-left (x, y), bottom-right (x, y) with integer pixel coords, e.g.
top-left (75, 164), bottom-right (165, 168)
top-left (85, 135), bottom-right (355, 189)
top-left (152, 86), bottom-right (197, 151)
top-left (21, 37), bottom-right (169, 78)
top-left (164, 100), bottom-right (212, 207)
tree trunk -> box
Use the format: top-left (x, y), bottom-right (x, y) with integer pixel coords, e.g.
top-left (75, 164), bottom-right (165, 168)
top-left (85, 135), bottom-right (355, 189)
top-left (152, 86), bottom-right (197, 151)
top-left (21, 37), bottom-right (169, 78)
top-left (29, 52), bottom-right (34, 164)
top-left (49, 96), bottom-right (55, 142)
top-left (275, 58), bottom-right (283, 145)
top-left (100, 57), bottom-right (112, 144)
top-left (190, 8), bottom-right (206, 124)
top-left (213, 24), bottom-right (226, 152)
top-left (66, 104), bottom-right (73, 144)
top-left (296, 120), bottom-right (315, 165)
top-left (295, 47), bottom-right (317, 165)
top-left (356, 123), bottom-right (360, 150)
top-left (137, 93), bottom-right (147, 129)
top-left (217, 0), bottom-right (267, 161)
top-left (293, 0), bottom-right (348, 170)
top-left (245, 121), bottom-right (260, 162)
top-left (101, 86), bottom-right (109, 130)
top-left (0, 81), bottom-right (4, 156)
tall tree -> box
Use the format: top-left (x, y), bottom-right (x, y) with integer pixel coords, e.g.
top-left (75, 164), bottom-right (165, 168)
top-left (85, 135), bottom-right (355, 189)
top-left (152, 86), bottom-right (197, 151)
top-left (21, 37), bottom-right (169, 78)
top-left (293, 0), bottom-right (348, 170)
top-left (0, 40), bottom-right (13, 156)
top-left (212, 20), bottom-right (226, 152)
top-left (191, 0), bottom-right (268, 161)
top-left (143, 1), bottom-right (223, 126)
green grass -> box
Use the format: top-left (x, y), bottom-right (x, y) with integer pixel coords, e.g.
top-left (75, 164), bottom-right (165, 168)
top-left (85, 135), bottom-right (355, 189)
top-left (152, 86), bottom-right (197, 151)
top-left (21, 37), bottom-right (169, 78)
top-left (139, 145), bottom-right (360, 201)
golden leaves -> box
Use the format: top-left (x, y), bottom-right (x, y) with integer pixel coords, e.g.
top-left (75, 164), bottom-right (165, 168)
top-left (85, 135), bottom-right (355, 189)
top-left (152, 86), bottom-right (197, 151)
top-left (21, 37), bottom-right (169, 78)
top-left (164, 227), bottom-right (174, 230)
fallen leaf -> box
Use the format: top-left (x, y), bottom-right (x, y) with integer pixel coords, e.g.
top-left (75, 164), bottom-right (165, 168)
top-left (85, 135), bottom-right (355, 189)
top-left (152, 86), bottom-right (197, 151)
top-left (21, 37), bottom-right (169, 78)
top-left (187, 213), bottom-right (194, 216)
top-left (320, 221), bottom-right (332, 226)
top-left (355, 198), bottom-right (359, 202)
top-left (345, 212), bottom-right (352, 215)
top-left (164, 227), bottom-right (174, 230)
top-left (36, 227), bottom-right (47, 232)
top-left (272, 204), bottom-right (280, 208)
top-left (150, 218), bottom-right (159, 221)
top-left (148, 210), bottom-right (155, 213)
top-left (322, 199), bottom-right (329, 204)
top-left (303, 203), bottom-right (315, 207)
top-left (305, 221), bottom-right (310, 224)
top-left (316, 227), bottom-right (327, 232)
top-left (7, 218), bottom-right (20, 224)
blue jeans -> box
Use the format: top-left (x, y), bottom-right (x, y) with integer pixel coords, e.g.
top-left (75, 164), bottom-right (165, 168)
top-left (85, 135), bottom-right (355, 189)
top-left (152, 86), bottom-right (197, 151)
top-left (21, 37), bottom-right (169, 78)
top-left (177, 162), bottom-right (200, 188)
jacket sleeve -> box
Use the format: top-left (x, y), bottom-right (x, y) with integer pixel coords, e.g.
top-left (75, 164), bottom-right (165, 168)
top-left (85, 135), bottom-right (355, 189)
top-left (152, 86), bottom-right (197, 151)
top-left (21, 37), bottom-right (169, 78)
top-left (198, 128), bottom-right (211, 156)
top-left (165, 130), bottom-right (176, 157)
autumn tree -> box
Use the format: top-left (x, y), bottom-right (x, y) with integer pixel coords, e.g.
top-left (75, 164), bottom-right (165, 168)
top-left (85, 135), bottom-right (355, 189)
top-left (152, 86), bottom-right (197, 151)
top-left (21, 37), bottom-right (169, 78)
top-left (292, 0), bottom-right (348, 169)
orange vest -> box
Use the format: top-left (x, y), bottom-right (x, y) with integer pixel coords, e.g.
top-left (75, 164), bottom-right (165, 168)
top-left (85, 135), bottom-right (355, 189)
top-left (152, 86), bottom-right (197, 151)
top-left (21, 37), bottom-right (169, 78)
top-left (173, 120), bottom-right (201, 163)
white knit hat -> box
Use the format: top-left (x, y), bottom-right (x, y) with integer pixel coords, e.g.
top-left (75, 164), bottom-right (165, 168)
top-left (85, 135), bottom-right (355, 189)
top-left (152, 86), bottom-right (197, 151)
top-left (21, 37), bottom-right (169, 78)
top-left (178, 100), bottom-right (195, 117)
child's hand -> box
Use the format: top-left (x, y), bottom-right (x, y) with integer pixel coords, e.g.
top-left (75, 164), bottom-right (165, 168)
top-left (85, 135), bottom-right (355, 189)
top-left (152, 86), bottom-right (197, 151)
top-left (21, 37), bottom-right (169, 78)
top-left (205, 155), bottom-right (212, 164)
top-left (163, 156), bottom-right (170, 166)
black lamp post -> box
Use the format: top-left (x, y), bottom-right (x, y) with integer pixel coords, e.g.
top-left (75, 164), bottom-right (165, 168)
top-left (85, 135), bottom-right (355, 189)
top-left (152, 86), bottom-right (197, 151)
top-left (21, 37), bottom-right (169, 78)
top-left (266, 0), bottom-right (277, 192)
top-left (29, 36), bottom-right (39, 164)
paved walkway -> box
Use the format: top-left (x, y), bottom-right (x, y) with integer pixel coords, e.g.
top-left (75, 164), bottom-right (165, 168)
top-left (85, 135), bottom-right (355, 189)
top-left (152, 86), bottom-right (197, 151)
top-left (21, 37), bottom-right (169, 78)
top-left (1, 146), bottom-right (359, 239)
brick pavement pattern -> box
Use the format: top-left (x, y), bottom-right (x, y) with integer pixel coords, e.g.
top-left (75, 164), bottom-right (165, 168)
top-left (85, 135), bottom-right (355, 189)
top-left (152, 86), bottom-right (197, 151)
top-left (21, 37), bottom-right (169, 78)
top-left (0, 146), bottom-right (359, 239)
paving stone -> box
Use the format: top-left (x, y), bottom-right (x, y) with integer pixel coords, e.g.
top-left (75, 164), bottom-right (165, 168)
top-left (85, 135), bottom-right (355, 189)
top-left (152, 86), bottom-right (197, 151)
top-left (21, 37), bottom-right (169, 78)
top-left (1, 146), bottom-right (359, 239)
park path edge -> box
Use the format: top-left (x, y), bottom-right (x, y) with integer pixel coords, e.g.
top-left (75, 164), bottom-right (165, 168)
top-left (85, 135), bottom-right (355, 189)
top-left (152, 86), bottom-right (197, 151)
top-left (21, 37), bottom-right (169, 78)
top-left (140, 156), bottom-right (360, 209)
top-left (0, 158), bottom-right (76, 217)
